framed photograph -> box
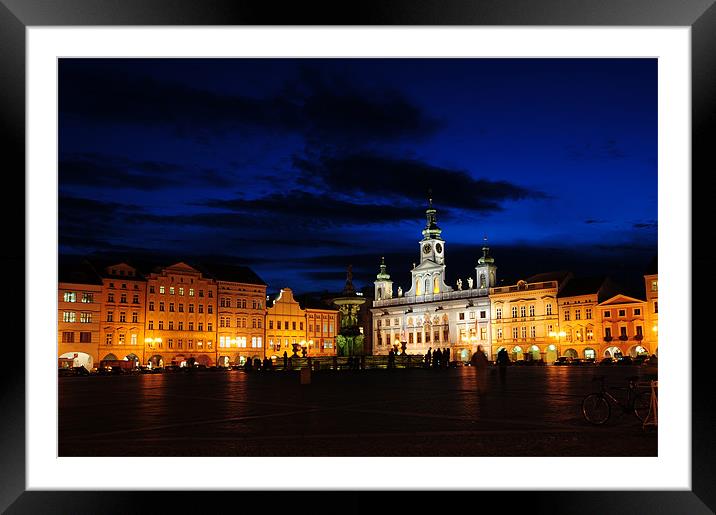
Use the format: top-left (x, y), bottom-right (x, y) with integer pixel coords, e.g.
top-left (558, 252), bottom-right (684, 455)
top-left (4, 0), bottom-right (714, 512)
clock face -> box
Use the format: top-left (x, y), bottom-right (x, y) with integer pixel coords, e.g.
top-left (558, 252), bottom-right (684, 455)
top-left (422, 243), bottom-right (432, 254)
top-left (435, 243), bottom-right (443, 254)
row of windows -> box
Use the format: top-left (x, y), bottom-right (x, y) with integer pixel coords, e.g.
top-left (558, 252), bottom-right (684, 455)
top-left (107, 282), bottom-right (139, 289)
top-left (219, 316), bottom-right (262, 328)
top-left (376, 329), bottom-right (450, 346)
top-left (604, 326), bottom-right (644, 338)
top-left (104, 333), bottom-right (138, 345)
top-left (308, 322), bottom-right (334, 333)
top-left (458, 311), bottom-right (487, 321)
top-left (268, 320), bottom-right (305, 331)
top-left (62, 312), bottom-right (94, 323)
top-left (62, 292), bottom-right (95, 303)
top-left (219, 336), bottom-right (263, 348)
top-left (563, 308), bottom-right (593, 321)
top-left (149, 285), bottom-right (213, 297)
top-left (219, 298), bottom-right (263, 309)
top-left (148, 339), bottom-right (212, 350)
top-left (106, 312), bottom-right (139, 323)
top-left (149, 302), bottom-right (213, 313)
top-left (602, 308), bottom-right (641, 319)
top-left (147, 320), bottom-right (213, 331)
top-left (268, 338), bottom-right (334, 349)
top-left (61, 331), bottom-right (92, 343)
top-left (496, 304), bottom-right (554, 320)
top-left (106, 293), bottom-right (141, 304)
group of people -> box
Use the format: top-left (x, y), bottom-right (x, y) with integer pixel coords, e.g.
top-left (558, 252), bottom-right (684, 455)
top-left (423, 347), bottom-right (452, 369)
top-left (243, 356), bottom-right (274, 372)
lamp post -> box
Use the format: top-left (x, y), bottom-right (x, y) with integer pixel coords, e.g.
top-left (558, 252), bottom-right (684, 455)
top-left (549, 331), bottom-right (566, 357)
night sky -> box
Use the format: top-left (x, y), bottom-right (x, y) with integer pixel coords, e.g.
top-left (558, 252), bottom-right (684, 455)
top-left (59, 58), bottom-right (657, 295)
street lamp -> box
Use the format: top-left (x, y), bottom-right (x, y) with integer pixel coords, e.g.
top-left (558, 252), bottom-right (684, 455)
top-left (549, 331), bottom-right (566, 355)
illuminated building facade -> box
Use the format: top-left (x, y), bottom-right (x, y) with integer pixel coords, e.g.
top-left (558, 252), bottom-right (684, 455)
top-left (644, 256), bottom-right (658, 355)
top-left (210, 264), bottom-right (268, 367)
top-left (489, 272), bottom-right (570, 363)
top-left (58, 261), bottom-right (103, 370)
top-left (266, 288), bottom-right (308, 358)
top-left (97, 263), bottom-right (146, 366)
top-left (143, 262), bottom-right (218, 367)
top-left (556, 277), bottom-right (617, 361)
top-left (305, 308), bottom-right (338, 356)
top-left (597, 294), bottom-right (651, 358)
top-left (371, 200), bottom-right (497, 361)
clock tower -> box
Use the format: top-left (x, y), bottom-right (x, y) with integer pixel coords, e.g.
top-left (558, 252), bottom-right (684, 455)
top-left (406, 195), bottom-right (452, 297)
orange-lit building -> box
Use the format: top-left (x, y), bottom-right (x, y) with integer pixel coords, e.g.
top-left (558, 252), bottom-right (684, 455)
top-left (58, 260), bottom-right (103, 370)
top-left (204, 264), bottom-right (268, 366)
top-left (266, 288), bottom-right (306, 358)
top-left (305, 308), bottom-right (338, 356)
top-left (556, 277), bottom-right (617, 361)
top-left (489, 271), bottom-right (571, 363)
top-left (143, 262), bottom-right (217, 368)
top-left (97, 262), bottom-right (146, 365)
top-left (644, 256), bottom-right (658, 355)
top-left (265, 288), bottom-right (339, 358)
top-left (597, 294), bottom-right (650, 358)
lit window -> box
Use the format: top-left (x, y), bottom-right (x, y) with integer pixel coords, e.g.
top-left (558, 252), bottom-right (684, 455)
top-left (179, 287), bottom-right (184, 296)
top-left (131, 334), bottom-right (137, 345)
top-left (63, 311), bottom-right (76, 323)
top-left (118, 333), bottom-right (125, 345)
top-left (159, 285), bottom-right (165, 294)
top-left (63, 292), bottom-right (76, 302)
top-left (80, 312), bottom-right (92, 323)
top-left (170, 287), bottom-right (175, 295)
top-left (496, 308), bottom-right (502, 319)
top-left (189, 288), bottom-right (195, 296)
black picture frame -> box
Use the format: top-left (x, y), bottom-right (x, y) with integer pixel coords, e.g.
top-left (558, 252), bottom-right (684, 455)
top-left (2, 1), bottom-right (713, 513)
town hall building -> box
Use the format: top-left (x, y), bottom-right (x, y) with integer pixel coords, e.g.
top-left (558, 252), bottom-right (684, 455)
top-left (371, 199), bottom-right (498, 361)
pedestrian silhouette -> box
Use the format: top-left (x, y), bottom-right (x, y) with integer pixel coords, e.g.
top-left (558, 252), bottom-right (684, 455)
top-left (471, 345), bottom-right (489, 394)
top-left (283, 351), bottom-right (288, 370)
top-left (433, 348), bottom-right (442, 369)
top-left (444, 347), bottom-right (450, 368)
top-left (425, 347), bottom-right (432, 368)
top-left (388, 349), bottom-right (396, 370)
top-left (496, 348), bottom-right (509, 383)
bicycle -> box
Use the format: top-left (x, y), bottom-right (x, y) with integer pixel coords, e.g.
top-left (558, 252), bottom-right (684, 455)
top-left (582, 375), bottom-right (652, 425)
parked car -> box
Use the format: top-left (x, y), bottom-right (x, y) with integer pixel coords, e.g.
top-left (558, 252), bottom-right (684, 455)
top-left (570, 358), bottom-right (585, 366)
top-left (553, 357), bottom-right (571, 366)
top-left (599, 357), bottom-right (615, 366)
top-left (632, 356), bottom-right (648, 366)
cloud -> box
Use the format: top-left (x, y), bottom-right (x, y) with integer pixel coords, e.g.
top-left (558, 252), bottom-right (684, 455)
top-left (292, 152), bottom-right (545, 212)
top-left (59, 153), bottom-right (233, 191)
top-left (585, 219), bottom-right (608, 224)
top-left (59, 61), bottom-right (440, 144)
top-left (633, 221), bottom-right (657, 229)
top-left (199, 190), bottom-right (419, 226)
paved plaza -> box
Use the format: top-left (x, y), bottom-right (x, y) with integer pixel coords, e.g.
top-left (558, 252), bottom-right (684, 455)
top-left (59, 366), bottom-right (657, 457)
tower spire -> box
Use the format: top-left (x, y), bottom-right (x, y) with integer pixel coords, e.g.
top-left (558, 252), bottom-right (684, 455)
top-left (376, 256), bottom-right (391, 280)
top-left (422, 193), bottom-right (442, 241)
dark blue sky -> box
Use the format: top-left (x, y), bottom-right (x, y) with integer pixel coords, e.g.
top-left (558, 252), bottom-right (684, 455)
top-left (59, 58), bottom-right (657, 295)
